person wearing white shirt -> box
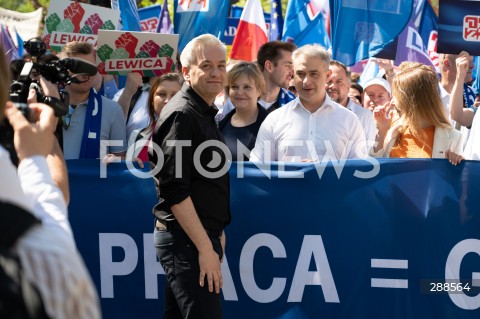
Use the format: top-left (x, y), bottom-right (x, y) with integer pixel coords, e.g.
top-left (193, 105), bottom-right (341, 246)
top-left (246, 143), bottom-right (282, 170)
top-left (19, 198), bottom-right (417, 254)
top-left (326, 60), bottom-right (376, 145)
top-left (0, 48), bottom-right (100, 319)
top-left (250, 44), bottom-right (367, 162)
top-left (113, 73), bottom-right (152, 140)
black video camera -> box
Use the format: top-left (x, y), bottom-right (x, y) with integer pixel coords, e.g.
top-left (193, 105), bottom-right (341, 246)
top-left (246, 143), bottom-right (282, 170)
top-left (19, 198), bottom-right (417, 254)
top-left (9, 38), bottom-right (98, 118)
top-left (1, 38), bottom-right (98, 165)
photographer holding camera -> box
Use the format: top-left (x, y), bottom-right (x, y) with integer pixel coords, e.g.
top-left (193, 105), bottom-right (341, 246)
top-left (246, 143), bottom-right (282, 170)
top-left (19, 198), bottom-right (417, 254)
top-left (0, 45), bottom-right (101, 318)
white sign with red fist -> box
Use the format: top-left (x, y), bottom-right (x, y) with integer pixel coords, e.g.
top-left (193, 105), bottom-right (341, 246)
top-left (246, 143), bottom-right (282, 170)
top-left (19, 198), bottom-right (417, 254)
top-left (42, 0), bottom-right (119, 52)
top-left (96, 30), bottom-right (178, 77)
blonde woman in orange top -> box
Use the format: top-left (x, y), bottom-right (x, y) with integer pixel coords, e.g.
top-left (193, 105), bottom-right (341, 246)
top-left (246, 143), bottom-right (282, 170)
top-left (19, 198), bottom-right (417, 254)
top-left (373, 62), bottom-right (463, 164)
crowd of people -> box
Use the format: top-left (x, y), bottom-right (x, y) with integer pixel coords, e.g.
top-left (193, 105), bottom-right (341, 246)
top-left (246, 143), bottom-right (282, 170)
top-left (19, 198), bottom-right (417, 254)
top-left (2, 19), bottom-right (479, 319)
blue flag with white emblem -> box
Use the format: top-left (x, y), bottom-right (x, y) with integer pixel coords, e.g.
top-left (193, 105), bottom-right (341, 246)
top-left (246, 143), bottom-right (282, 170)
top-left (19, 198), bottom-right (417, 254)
top-left (329, 0), bottom-right (413, 66)
top-left (174, 0), bottom-right (229, 51)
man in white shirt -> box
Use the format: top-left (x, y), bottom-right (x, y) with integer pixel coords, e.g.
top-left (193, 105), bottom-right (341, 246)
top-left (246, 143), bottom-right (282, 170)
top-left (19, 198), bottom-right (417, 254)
top-left (250, 44), bottom-right (367, 162)
top-left (326, 60), bottom-right (376, 145)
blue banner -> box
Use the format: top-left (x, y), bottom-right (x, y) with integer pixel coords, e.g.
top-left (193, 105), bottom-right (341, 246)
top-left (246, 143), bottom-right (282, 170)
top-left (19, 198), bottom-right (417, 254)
top-left (329, 0), bottom-right (413, 66)
top-left (68, 160), bottom-right (480, 318)
top-left (438, 0), bottom-right (480, 56)
top-left (138, 4), bottom-right (161, 32)
top-left (438, 0), bottom-right (480, 55)
top-left (221, 12), bottom-right (271, 46)
top-left (174, 0), bottom-right (229, 51)
top-left (221, 18), bottom-right (240, 45)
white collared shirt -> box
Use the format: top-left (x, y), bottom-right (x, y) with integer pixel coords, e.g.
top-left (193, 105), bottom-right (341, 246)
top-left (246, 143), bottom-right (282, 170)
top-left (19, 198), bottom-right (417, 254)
top-left (0, 147), bottom-right (101, 319)
top-left (114, 85), bottom-right (150, 140)
top-left (346, 98), bottom-right (377, 145)
top-left (250, 95), bottom-right (368, 162)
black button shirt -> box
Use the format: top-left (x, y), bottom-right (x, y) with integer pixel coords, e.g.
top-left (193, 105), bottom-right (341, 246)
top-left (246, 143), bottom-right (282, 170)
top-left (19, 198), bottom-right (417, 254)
top-left (150, 84), bottom-right (231, 231)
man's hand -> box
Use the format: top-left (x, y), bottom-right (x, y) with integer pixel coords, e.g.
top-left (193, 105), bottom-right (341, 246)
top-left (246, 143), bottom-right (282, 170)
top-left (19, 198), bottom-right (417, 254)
top-left (5, 102), bottom-right (56, 161)
top-left (124, 73), bottom-right (143, 94)
top-left (198, 247), bottom-right (222, 293)
top-left (455, 51), bottom-right (470, 81)
top-left (373, 58), bottom-right (394, 73)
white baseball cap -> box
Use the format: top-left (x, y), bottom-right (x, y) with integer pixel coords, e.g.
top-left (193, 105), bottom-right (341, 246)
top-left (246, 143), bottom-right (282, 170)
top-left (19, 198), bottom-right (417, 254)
top-left (363, 78), bottom-right (391, 95)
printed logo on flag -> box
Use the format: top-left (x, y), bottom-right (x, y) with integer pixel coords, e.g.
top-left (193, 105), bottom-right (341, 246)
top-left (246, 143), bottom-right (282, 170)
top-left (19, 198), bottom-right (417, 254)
top-left (177, 0), bottom-right (209, 13)
top-left (463, 16), bottom-right (480, 41)
top-left (354, 22), bottom-right (376, 43)
top-left (427, 31), bottom-right (440, 71)
top-left (141, 18), bottom-right (158, 32)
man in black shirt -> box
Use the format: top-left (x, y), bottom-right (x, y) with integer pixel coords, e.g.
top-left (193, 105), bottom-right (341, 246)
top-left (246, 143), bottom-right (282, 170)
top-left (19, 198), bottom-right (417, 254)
top-left (149, 34), bottom-right (230, 319)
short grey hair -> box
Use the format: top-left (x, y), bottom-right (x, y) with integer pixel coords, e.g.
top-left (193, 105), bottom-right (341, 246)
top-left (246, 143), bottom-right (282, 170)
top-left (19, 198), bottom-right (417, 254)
top-left (292, 44), bottom-right (330, 72)
top-left (180, 34), bottom-right (226, 68)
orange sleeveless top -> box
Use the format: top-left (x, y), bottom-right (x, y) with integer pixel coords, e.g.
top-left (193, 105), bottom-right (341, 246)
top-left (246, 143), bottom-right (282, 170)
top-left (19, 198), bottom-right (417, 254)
top-left (389, 126), bottom-right (435, 158)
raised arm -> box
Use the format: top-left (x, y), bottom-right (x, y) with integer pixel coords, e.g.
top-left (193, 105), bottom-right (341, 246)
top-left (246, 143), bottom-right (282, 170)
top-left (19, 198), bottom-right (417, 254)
top-left (114, 72), bottom-right (143, 119)
top-left (450, 51), bottom-right (475, 127)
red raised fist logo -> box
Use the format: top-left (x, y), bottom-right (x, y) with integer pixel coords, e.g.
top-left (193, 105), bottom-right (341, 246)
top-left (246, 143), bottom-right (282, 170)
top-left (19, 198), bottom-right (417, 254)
top-left (114, 33), bottom-right (139, 58)
top-left (64, 2), bottom-right (86, 33)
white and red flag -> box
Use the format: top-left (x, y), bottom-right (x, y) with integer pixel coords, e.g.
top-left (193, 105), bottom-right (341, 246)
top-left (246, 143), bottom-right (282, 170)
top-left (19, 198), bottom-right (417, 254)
top-left (230, 0), bottom-right (268, 61)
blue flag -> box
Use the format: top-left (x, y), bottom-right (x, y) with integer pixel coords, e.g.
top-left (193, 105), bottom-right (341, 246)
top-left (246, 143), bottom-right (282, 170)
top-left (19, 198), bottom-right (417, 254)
top-left (269, 0), bottom-right (284, 41)
top-left (156, 0), bottom-right (173, 34)
top-left (15, 28), bottom-right (23, 58)
top-left (283, 0), bottom-right (331, 48)
top-left (138, 4), bottom-right (162, 32)
top-left (111, 0), bottom-right (142, 31)
top-left (329, 0), bottom-right (413, 66)
top-left (472, 56), bottom-right (480, 94)
top-left (418, 0), bottom-right (439, 70)
top-left (174, 0), bottom-right (229, 51)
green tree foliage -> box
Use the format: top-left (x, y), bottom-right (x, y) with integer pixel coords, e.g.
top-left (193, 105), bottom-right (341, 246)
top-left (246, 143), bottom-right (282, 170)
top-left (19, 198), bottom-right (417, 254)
top-left (0, 0), bottom-right (48, 12)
